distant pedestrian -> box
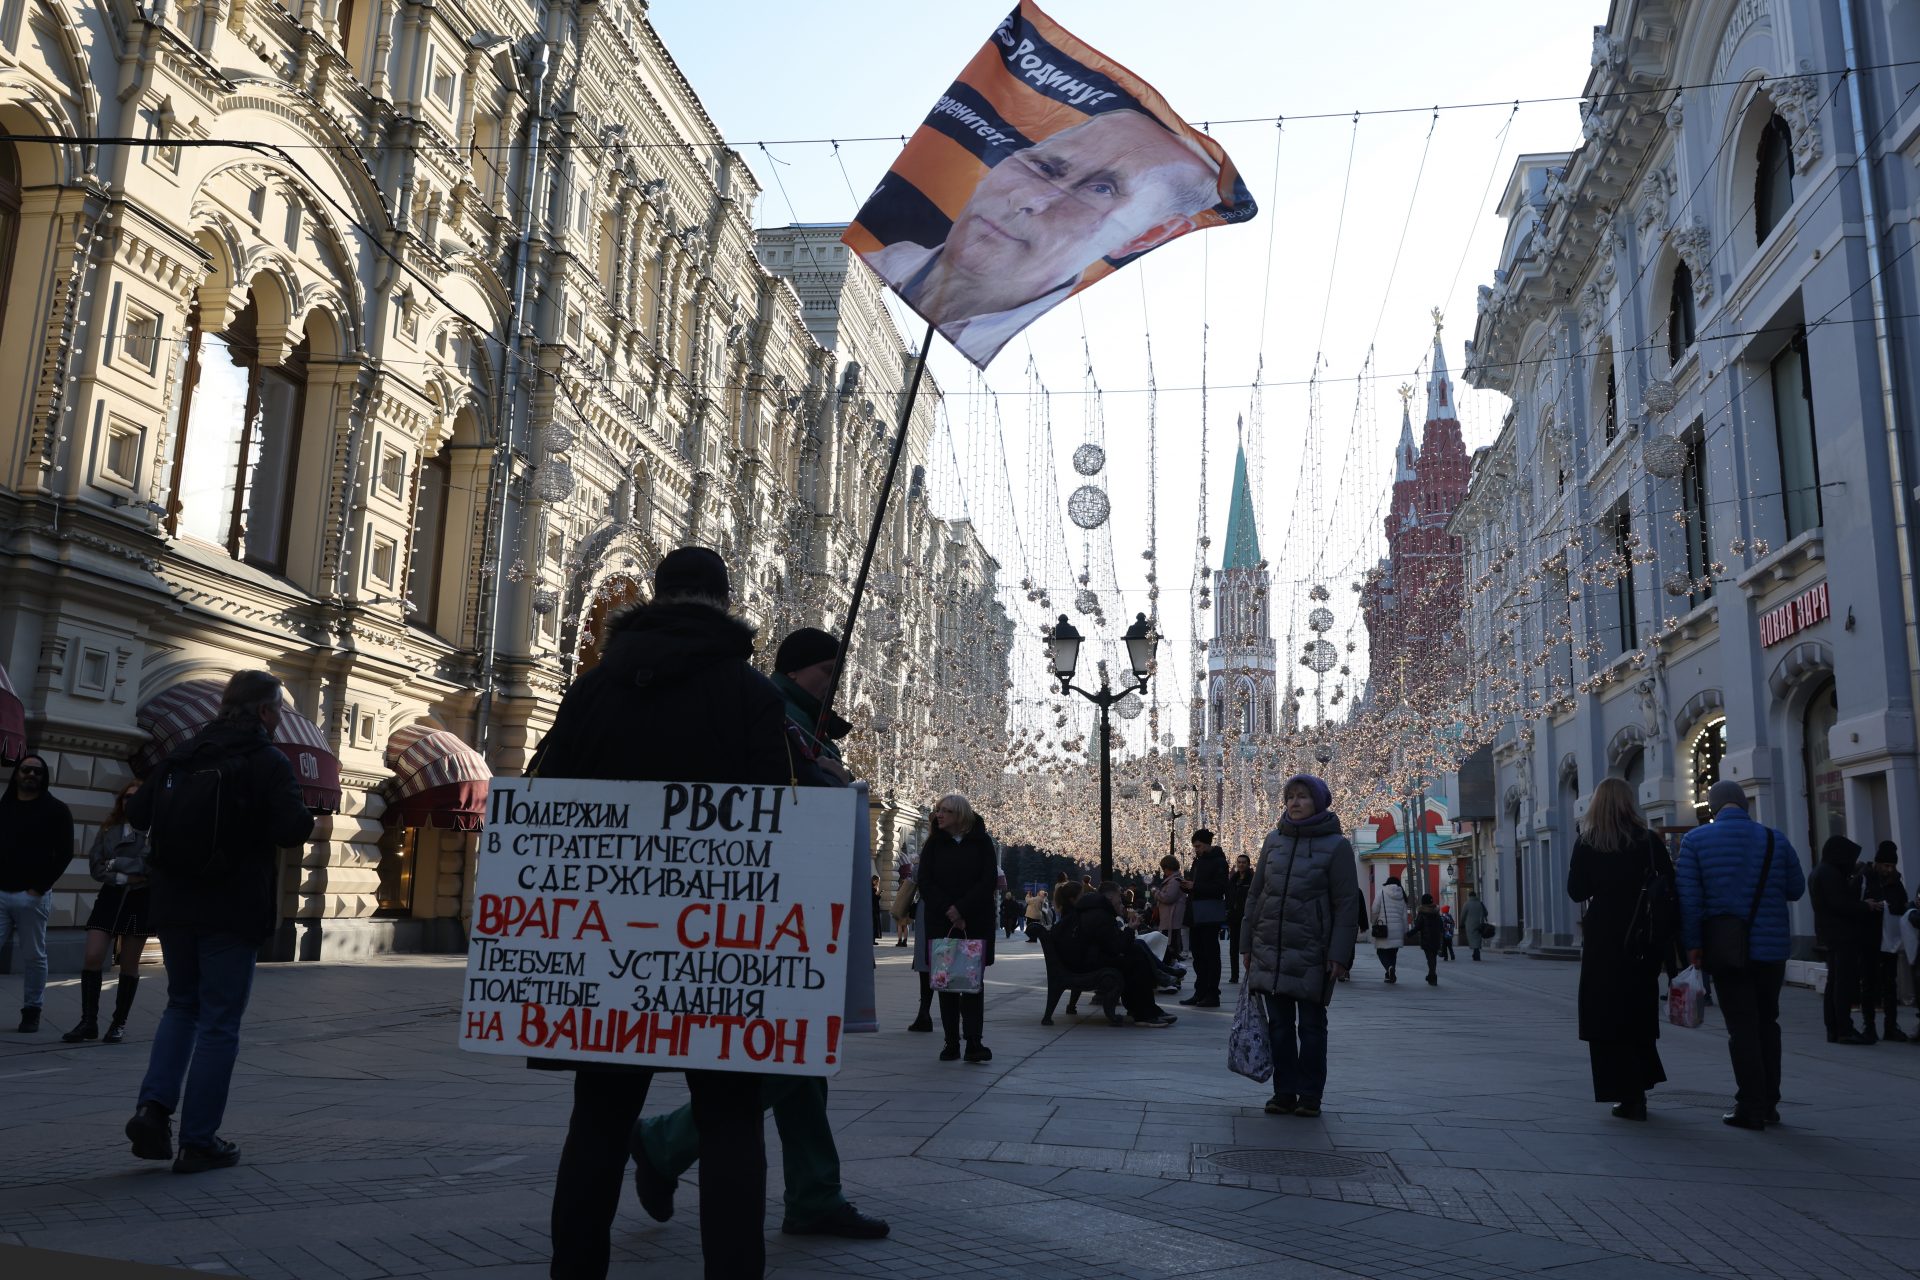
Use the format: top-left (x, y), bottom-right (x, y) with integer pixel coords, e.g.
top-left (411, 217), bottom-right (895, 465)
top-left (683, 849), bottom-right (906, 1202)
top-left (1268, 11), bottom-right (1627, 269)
top-left (1181, 830), bottom-right (1228, 1008)
top-left (63, 782), bottom-right (153, 1044)
top-left (891, 858), bottom-right (918, 948)
top-left (1411, 895), bottom-right (1444, 985)
top-left (1226, 853), bottom-right (1253, 983)
top-left (1461, 890), bottom-right (1489, 960)
top-left (1810, 835), bottom-right (1878, 1045)
top-left (1862, 844), bottom-right (1908, 1042)
top-left (1676, 779), bottom-right (1807, 1131)
top-left (918, 794), bottom-right (999, 1063)
top-left (1567, 778), bottom-right (1672, 1122)
top-left (999, 890), bottom-right (1021, 939)
top-left (1371, 874), bottom-right (1409, 983)
top-left (125, 670), bottom-right (316, 1174)
top-left (871, 875), bottom-right (884, 943)
top-left (1023, 886), bottom-right (1048, 941)
top-left (1242, 774), bottom-right (1361, 1117)
top-left (1154, 854), bottom-right (1188, 963)
top-left (1439, 906), bottom-right (1456, 961)
top-left (0, 753), bottom-right (72, 1034)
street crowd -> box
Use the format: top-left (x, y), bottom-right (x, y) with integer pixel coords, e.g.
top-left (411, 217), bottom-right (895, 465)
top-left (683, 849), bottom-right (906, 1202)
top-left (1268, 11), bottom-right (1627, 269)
top-left (3, 543), bottom-right (1918, 1280)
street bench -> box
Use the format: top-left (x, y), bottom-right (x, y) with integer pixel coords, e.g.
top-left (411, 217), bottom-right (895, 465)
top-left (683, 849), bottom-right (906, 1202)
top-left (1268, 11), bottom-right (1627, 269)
top-left (1034, 923), bottom-right (1123, 1026)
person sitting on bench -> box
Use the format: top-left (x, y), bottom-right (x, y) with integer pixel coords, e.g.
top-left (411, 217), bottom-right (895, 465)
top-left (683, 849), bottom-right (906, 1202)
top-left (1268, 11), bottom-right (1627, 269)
top-left (1063, 882), bottom-right (1177, 1028)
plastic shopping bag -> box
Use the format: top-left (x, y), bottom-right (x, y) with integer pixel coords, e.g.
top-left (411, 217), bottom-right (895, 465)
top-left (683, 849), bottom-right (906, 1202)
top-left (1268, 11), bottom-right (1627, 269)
top-left (1227, 979), bottom-right (1273, 1083)
top-left (1668, 965), bottom-right (1706, 1028)
top-left (929, 935), bottom-right (985, 993)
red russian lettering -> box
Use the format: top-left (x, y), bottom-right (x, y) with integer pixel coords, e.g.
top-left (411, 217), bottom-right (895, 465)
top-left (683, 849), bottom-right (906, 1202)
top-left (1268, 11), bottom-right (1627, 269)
top-left (677, 903), bottom-right (712, 948)
top-left (715, 905), bottom-right (765, 950)
top-left (516, 1003), bottom-right (548, 1047)
top-left (768, 904), bottom-right (808, 953)
top-left (771, 1018), bottom-right (806, 1064)
top-left (465, 1010), bottom-right (503, 1042)
top-left (743, 1019), bottom-right (774, 1061)
top-left (575, 899), bottom-right (610, 941)
top-left (644, 1012), bottom-right (681, 1056)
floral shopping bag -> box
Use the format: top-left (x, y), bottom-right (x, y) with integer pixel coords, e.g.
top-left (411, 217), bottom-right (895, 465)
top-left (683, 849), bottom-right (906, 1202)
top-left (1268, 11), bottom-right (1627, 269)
top-left (1668, 965), bottom-right (1706, 1028)
top-left (930, 934), bottom-right (985, 993)
top-left (1227, 978), bottom-right (1273, 1083)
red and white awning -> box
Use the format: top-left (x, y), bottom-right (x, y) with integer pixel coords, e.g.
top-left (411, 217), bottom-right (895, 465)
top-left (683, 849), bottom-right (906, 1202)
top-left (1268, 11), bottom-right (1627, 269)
top-left (383, 723), bottom-right (490, 831)
top-left (134, 678), bottom-right (343, 812)
top-left (0, 661), bottom-right (24, 763)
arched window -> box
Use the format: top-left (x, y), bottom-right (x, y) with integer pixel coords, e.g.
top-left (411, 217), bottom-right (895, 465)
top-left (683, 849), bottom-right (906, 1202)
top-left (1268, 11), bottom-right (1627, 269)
top-left (0, 143), bottom-right (19, 345)
top-left (1238, 678), bottom-right (1256, 736)
top-left (1601, 359), bottom-right (1618, 446)
top-left (407, 447), bottom-right (451, 634)
top-left (1667, 262), bottom-right (1697, 365)
top-left (167, 295), bottom-right (307, 572)
top-left (1754, 113), bottom-right (1795, 243)
top-left (1690, 717), bottom-right (1727, 822)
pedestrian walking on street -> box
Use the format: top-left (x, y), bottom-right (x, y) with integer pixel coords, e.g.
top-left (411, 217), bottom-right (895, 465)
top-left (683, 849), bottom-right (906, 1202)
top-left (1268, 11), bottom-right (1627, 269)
top-left (1226, 853), bottom-right (1253, 984)
top-left (1810, 835), bottom-right (1879, 1046)
top-left (0, 753), bottom-right (73, 1034)
top-left (1462, 890), bottom-right (1489, 960)
top-left (1862, 845), bottom-right (1908, 1041)
top-left (871, 875), bottom-right (885, 943)
top-left (1371, 874), bottom-right (1409, 983)
top-left (63, 783), bottom-right (152, 1044)
top-left (626, 625), bottom-right (889, 1245)
top-left (1181, 830), bottom-right (1228, 1008)
top-left (1676, 779), bottom-right (1807, 1132)
top-left (1567, 778), bottom-right (1672, 1122)
top-left (1412, 895), bottom-right (1444, 985)
top-left (124, 670), bottom-right (316, 1174)
top-left (919, 794), bottom-right (999, 1063)
top-left (1000, 890), bottom-right (1022, 939)
top-left (1154, 854), bottom-right (1188, 963)
top-left (1439, 906), bottom-right (1456, 961)
top-left (1023, 885), bottom-right (1048, 942)
top-left (1243, 774), bottom-right (1361, 1118)
top-left (890, 860), bottom-right (917, 948)
top-left (524, 546), bottom-right (789, 1280)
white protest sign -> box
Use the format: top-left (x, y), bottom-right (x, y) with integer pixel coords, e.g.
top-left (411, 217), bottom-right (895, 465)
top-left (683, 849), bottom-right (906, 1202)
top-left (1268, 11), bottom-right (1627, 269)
top-left (459, 777), bottom-right (859, 1076)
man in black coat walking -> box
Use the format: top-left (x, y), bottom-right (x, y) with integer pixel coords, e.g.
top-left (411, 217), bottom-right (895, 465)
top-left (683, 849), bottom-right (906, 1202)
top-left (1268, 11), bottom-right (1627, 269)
top-left (528, 547), bottom-right (791, 1280)
top-left (1181, 830), bottom-right (1229, 1007)
top-left (123, 671), bottom-right (317, 1173)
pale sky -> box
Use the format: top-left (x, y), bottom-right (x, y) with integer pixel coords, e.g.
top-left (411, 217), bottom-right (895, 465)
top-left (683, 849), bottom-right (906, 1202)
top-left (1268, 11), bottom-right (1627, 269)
top-left (652, 0), bottom-right (1599, 748)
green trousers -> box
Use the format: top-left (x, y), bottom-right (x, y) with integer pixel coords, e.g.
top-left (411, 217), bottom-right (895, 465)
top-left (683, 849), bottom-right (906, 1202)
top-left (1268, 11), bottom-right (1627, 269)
top-left (637, 1075), bottom-right (843, 1222)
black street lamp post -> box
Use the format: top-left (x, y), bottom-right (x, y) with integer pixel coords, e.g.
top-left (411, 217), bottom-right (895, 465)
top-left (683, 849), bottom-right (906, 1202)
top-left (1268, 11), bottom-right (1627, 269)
top-left (1148, 780), bottom-right (1181, 859)
top-left (1046, 612), bottom-right (1158, 884)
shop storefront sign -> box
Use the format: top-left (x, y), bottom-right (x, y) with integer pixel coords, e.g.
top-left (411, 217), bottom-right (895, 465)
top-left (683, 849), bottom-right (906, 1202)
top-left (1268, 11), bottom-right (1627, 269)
top-left (1759, 581), bottom-right (1829, 648)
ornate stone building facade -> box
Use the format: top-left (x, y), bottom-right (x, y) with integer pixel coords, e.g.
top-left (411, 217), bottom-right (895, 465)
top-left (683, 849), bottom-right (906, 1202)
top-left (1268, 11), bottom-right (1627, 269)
top-left (0, 1), bottom-right (1005, 963)
top-left (1455, 0), bottom-right (1920, 956)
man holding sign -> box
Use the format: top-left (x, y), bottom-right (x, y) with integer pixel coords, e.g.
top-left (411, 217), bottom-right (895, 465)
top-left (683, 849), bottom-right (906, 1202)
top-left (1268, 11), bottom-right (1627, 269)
top-left (627, 628), bottom-right (889, 1241)
top-left (523, 547), bottom-right (791, 1280)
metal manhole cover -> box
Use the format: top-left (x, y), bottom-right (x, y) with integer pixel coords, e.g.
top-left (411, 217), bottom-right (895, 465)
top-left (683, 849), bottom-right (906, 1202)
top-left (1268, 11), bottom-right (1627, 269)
top-left (1196, 1148), bottom-right (1386, 1180)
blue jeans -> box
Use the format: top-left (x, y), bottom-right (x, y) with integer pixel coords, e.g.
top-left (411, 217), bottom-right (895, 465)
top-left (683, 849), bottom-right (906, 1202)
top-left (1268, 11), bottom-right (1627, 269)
top-left (0, 889), bottom-right (52, 1008)
top-left (139, 932), bottom-right (257, 1147)
top-left (1262, 992), bottom-right (1329, 1101)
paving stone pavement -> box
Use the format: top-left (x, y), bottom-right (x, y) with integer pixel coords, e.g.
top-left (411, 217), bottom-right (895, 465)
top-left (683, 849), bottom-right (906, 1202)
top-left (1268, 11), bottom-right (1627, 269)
top-left (3, 943), bottom-right (1919, 1279)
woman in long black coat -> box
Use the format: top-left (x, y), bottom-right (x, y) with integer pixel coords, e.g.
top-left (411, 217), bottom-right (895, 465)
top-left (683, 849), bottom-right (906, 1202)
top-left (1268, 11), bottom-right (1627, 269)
top-left (1567, 777), bottom-right (1671, 1121)
top-left (915, 793), bottom-right (999, 1063)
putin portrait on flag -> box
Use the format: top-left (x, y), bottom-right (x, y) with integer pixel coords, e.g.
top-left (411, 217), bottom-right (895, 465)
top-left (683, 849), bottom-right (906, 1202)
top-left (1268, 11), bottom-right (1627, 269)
top-left (845, 2), bottom-right (1256, 369)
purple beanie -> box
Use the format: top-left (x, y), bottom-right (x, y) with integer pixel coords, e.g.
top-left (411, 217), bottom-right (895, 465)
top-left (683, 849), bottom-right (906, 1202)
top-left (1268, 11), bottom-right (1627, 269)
top-left (1282, 773), bottom-right (1332, 815)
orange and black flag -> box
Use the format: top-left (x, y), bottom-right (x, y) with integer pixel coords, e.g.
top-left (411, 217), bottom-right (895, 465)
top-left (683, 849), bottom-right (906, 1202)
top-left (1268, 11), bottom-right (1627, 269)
top-left (844, 1), bottom-right (1256, 370)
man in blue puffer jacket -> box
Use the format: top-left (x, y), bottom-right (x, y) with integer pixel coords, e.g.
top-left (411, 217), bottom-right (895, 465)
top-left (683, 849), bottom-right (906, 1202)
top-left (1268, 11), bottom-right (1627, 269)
top-left (1676, 779), bottom-right (1807, 1131)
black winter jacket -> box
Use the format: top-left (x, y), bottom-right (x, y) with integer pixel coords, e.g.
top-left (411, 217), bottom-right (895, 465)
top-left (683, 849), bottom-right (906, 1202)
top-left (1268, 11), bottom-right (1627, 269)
top-left (1188, 846), bottom-right (1229, 907)
top-left (1809, 838), bottom-right (1876, 950)
top-left (1063, 892), bottom-right (1131, 971)
top-left (0, 791), bottom-right (74, 894)
top-left (525, 600), bottom-right (793, 1073)
top-left (916, 822), bottom-right (999, 957)
top-left (130, 720), bottom-right (316, 943)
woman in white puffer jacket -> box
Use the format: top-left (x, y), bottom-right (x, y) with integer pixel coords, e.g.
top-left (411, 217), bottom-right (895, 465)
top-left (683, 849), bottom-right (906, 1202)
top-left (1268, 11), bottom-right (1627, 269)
top-left (1371, 875), bottom-right (1410, 983)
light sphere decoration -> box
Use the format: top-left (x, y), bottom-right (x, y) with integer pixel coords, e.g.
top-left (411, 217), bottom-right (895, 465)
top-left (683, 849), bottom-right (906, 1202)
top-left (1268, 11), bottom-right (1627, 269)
top-left (1643, 434), bottom-right (1687, 478)
top-left (1664, 570), bottom-right (1693, 597)
top-left (536, 460), bottom-right (576, 503)
top-left (1309, 584), bottom-right (1331, 602)
top-left (1308, 606), bottom-right (1336, 633)
top-left (1071, 443), bottom-right (1107, 476)
top-left (1115, 692), bottom-right (1143, 719)
top-left (1302, 639), bottom-right (1338, 673)
top-left (1161, 732), bottom-right (1175, 747)
top-left (1067, 484), bottom-right (1111, 529)
top-left (541, 421), bottom-right (576, 455)
top-left (1642, 379), bottom-right (1679, 415)
top-left (1074, 589), bottom-right (1098, 615)
top-left (506, 558), bottom-right (528, 584)
top-left (531, 587), bottom-right (559, 615)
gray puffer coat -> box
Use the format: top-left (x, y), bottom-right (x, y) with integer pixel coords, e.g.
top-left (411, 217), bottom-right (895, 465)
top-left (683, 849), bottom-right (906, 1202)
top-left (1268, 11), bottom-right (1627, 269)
top-left (1244, 810), bottom-right (1362, 1004)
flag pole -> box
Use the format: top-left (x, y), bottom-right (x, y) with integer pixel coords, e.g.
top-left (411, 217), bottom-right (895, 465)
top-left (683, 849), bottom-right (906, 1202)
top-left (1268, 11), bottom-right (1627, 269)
top-left (815, 319), bottom-right (937, 746)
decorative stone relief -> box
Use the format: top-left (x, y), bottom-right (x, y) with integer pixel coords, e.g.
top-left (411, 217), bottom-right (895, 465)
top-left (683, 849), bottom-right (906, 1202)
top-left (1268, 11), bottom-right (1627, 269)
top-left (1767, 73), bottom-right (1823, 175)
top-left (1670, 218), bottom-right (1714, 304)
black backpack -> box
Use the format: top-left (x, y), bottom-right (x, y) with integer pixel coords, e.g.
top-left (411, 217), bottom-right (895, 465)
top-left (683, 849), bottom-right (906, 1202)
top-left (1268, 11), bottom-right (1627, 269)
top-left (145, 738), bottom-right (262, 880)
top-left (1625, 835), bottom-right (1681, 963)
